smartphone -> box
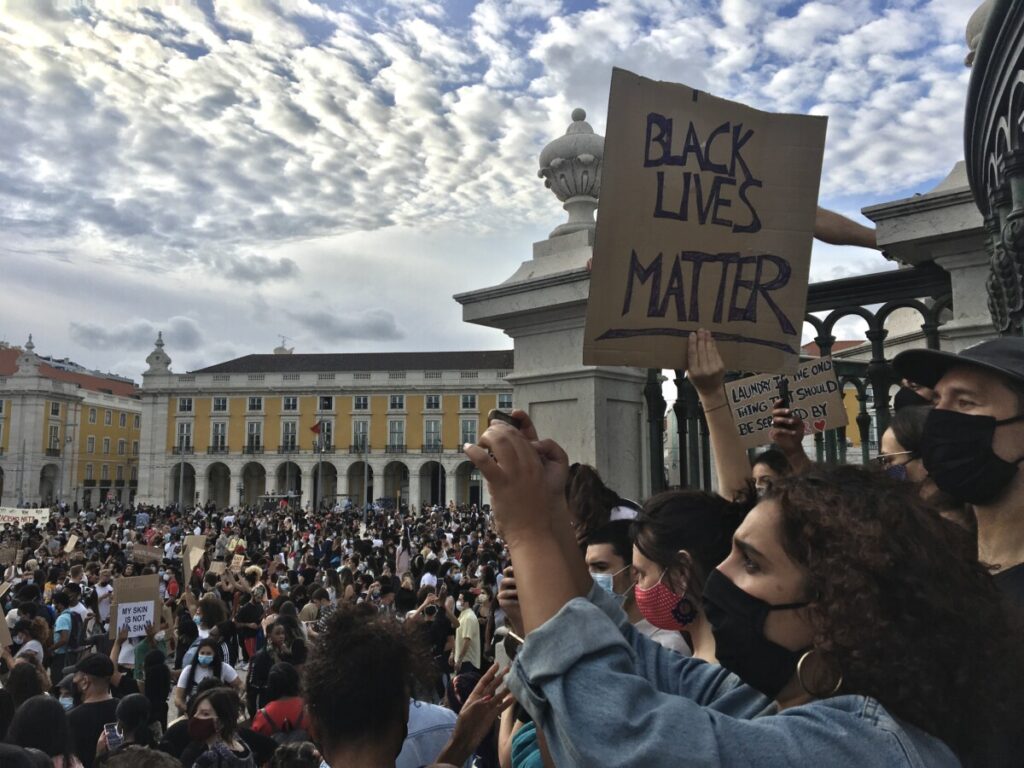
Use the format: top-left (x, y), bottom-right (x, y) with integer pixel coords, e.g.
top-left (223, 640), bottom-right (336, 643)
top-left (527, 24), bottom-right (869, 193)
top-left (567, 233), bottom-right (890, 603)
top-left (104, 723), bottom-right (123, 752)
top-left (486, 409), bottom-right (522, 430)
top-left (424, 604), bottom-right (438, 617)
top-left (777, 377), bottom-right (790, 409)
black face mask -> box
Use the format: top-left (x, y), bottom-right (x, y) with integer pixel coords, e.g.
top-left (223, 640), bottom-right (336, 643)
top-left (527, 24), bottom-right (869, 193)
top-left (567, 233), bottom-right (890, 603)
top-left (920, 409), bottom-right (1024, 505)
top-left (702, 569), bottom-right (809, 699)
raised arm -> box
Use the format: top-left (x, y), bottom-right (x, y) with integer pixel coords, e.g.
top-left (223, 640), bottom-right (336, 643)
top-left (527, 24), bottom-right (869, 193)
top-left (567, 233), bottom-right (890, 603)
top-left (686, 329), bottom-right (751, 500)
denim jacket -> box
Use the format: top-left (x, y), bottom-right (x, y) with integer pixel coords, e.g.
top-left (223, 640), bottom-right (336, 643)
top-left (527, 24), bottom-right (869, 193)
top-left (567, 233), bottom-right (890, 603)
top-left (507, 583), bottom-right (959, 767)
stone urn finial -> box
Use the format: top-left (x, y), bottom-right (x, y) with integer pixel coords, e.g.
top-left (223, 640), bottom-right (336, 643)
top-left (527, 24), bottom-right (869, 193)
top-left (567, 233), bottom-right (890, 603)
top-left (145, 331), bottom-right (172, 375)
top-left (14, 334), bottom-right (39, 377)
top-left (966, 0), bottom-right (994, 67)
top-left (538, 108), bottom-right (604, 238)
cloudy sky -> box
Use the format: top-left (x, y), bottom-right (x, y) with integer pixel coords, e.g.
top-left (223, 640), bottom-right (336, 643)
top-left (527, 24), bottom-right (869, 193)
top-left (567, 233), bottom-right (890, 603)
top-left (0, 0), bottom-right (973, 381)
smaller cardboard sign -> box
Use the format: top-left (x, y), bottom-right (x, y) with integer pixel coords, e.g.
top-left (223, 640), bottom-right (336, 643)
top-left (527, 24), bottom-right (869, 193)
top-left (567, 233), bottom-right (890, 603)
top-left (109, 574), bottom-right (159, 639)
top-left (185, 547), bottom-right (205, 577)
top-left (132, 545), bottom-right (163, 564)
top-left (64, 535), bottom-right (78, 554)
top-left (0, 615), bottom-right (10, 648)
top-left (0, 582), bottom-right (12, 600)
top-left (230, 554), bottom-right (245, 574)
top-left (725, 355), bottom-right (848, 448)
top-left (208, 561), bottom-right (226, 575)
top-left (0, 547), bottom-right (15, 566)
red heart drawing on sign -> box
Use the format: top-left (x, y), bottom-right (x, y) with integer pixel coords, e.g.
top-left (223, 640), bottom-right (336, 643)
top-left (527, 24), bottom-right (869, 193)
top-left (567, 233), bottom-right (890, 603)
top-left (813, 419), bottom-right (827, 432)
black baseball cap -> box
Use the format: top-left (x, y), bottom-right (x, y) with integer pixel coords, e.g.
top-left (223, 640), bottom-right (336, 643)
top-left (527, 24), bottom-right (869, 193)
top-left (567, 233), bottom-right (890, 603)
top-left (73, 652), bottom-right (114, 678)
top-left (893, 338), bottom-right (1024, 389)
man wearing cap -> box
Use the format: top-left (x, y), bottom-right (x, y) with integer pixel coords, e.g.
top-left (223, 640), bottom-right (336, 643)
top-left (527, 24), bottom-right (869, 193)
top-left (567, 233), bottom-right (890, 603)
top-left (894, 337), bottom-right (1024, 604)
top-left (67, 652), bottom-right (119, 768)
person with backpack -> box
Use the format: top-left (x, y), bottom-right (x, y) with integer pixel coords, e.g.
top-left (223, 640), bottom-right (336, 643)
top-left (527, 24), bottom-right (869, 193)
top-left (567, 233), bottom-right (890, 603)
top-left (51, 591), bottom-right (77, 680)
top-left (250, 663), bottom-right (308, 744)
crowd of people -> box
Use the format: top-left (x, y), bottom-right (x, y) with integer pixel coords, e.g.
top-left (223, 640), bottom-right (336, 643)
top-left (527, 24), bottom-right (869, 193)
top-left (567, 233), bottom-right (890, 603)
top-left (0, 331), bottom-right (1022, 767)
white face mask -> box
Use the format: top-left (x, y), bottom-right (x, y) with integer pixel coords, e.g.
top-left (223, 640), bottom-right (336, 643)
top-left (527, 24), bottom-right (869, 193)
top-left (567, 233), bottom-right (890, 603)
top-left (456, 600), bottom-right (465, 612)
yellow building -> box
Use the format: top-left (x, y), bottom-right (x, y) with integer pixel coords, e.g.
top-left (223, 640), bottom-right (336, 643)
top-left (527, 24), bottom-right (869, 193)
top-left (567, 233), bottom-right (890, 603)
top-left (0, 338), bottom-right (141, 507)
top-left (136, 335), bottom-right (514, 509)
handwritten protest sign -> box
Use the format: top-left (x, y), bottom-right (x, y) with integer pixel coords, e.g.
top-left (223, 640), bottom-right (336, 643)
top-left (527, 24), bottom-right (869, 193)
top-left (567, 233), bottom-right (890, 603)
top-left (208, 561), bottom-right (226, 575)
top-left (230, 554), bottom-right (245, 574)
top-left (131, 544), bottom-right (163, 564)
top-left (584, 69), bottom-right (827, 373)
top-left (64, 535), bottom-right (78, 554)
top-left (0, 508), bottom-right (49, 527)
top-left (109, 574), bottom-right (160, 639)
top-left (0, 546), bottom-right (15, 566)
top-left (725, 356), bottom-right (848, 448)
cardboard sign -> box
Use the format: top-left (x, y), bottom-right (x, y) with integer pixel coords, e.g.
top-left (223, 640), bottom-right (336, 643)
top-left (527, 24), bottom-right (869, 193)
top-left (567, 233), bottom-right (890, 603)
top-left (230, 554), bottom-right (245, 574)
top-left (0, 614), bottom-right (10, 648)
top-left (185, 547), bottom-right (205, 578)
top-left (0, 582), bottom-right (12, 600)
top-left (0, 547), bottom-right (15, 566)
top-left (725, 356), bottom-right (848, 448)
top-left (208, 561), bottom-right (226, 575)
top-left (0, 508), bottom-right (49, 527)
top-left (583, 69), bottom-right (827, 373)
top-left (109, 574), bottom-right (160, 639)
top-left (64, 535), bottom-right (78, 554)
top-left (131, 544), bottom-right (163, 564)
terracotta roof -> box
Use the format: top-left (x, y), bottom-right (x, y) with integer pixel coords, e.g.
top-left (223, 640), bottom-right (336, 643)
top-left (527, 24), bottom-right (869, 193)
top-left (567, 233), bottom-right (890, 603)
top-left (0, 347), bottom-right (139, 398)
top-left (801, 340), bottom-right (865, 357)
top-left (191, 350), bottom-right (515, 375)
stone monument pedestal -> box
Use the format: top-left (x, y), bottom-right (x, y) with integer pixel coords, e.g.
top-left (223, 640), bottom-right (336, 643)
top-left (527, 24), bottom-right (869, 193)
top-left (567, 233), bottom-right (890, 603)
top-left (456, 230), bottom-right (650, 501)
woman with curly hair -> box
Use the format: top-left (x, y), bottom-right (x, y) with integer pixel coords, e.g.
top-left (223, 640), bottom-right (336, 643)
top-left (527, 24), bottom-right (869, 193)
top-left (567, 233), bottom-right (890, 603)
top-left (466, 413), bottom-right (1024, 768)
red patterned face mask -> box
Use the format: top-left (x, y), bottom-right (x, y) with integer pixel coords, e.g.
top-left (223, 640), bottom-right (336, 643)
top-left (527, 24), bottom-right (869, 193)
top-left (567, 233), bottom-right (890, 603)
top-left (634, 569), bottom-right (697, 631)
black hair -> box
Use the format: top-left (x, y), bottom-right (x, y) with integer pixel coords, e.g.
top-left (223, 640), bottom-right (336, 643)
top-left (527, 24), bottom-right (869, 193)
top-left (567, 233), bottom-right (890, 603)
top-left (888, 405), bottom-right (931, 454)
top-left (270, 741), bottom-right (321, 768)
top-left (52, 591), bottom-right (71, 609)
top-left (7, 695), bottom-right (75, 764)
top-left (631, 490), bottom-right (751, 602)
top-left (115, 693), bottom-right (155, 746)
top-left (752, 448), bottom-right (790, 476)
top-left (6, 665), bottom-right (44, 709)
top-left (584, 520), bottom-right (634, 564)
top-left (266, 662), bottom-right (301, 701)
top-left (188, 686), bottom-right (241, 740)
top-left (143, 649), bottom-right (171, 717)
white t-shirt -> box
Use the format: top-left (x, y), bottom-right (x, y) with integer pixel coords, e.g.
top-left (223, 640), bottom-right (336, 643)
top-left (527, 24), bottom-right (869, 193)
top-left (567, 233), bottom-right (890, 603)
top-left (419, 572), bottom-right (437, 589)
top-left (177, 661), bottom-right (238, 691)
top-left (633, 618), bottom-right (693, 657)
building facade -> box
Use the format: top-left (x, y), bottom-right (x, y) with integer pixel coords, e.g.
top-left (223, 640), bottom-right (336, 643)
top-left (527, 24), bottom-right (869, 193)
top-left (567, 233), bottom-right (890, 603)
top-left (136, 335), bottom-right (514, 509)
top-left (0, 338), bottom-right (142, 508)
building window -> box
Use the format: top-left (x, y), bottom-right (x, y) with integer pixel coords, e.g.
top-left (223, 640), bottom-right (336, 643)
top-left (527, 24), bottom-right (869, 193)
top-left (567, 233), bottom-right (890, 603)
top-left (85, 464), bottom-right (93, 481)
top-left (89, 408), bottom-right (96, 424)
top-left (0, 399), bottom-right (4, 414)
top-left (130, 464), bottom-right (138, 481)
top-left (461, 394), bottom-right (477, 411)
top-left (353, 420), bottom-right (369, 450)
top-left (101, 464), bottom-right (109, 481)
top-left (132, 440), bottom-right (139, 456)
top-left (49, 424), bottom-right (60, 450)
top-left (388, 419), bottom-right (405, 450)
top-left (321, 421), bottom-right (333, 449)
top-left (319, 396), bottom-right (333, 411)
top-left (134, 414), bottom-right (141, 429)
top-left (461, 418), bottom-right (477, 446)
top-left (119, 412), bottom-right (127, 428)
top-left (425, 419), bottom-right (441, 449)
top-left (282, 421), bottom-right (297, 450)
top-left (498, 393), bottom-right (513, 410)
top-left (389, 394), bottom-right (404, 411)
top-left (87, 436), bottom-right (95, 454)
top-left (117, 439), bottom-right (126, 456)
top-left (102, 437), bottom-right (110, 454)
top-left (178, 398), bottom-right (193, 413)
top-left (50, 401), bottom-right (60, 417)
top-left (353, 395), bottom-right (369, 411)
top-left (212, 397), bottom-right (228, 413)
top-left (425, 395), bottom-right (441, 410)
top-left (176, 422), bottom-right (191, 450)
top-left (248, 396), bottom-right (263, 412)
top-left (247, 422), bottom-right (262, 450)
top-left (282, 396), bottom-right (298, 412)
top-left (212, 422), bottom-right (227, 451)
top-left (104, 410), bottom-right (112, 426)
top-left (116, 465), bottom-right (124, 482)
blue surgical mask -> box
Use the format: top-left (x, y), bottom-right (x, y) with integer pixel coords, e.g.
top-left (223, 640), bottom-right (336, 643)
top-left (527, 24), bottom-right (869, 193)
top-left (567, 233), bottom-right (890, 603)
top-left (590, 565), bottom-right (630, 600)
top-left (59, 695), bottom-right (74, 711)
top-left (197, 654), bottom-right (214, 666)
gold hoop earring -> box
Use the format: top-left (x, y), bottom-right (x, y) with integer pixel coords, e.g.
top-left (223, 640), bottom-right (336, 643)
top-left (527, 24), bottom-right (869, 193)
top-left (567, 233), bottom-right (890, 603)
top-left (797, 650), bottom-right (843, 698)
